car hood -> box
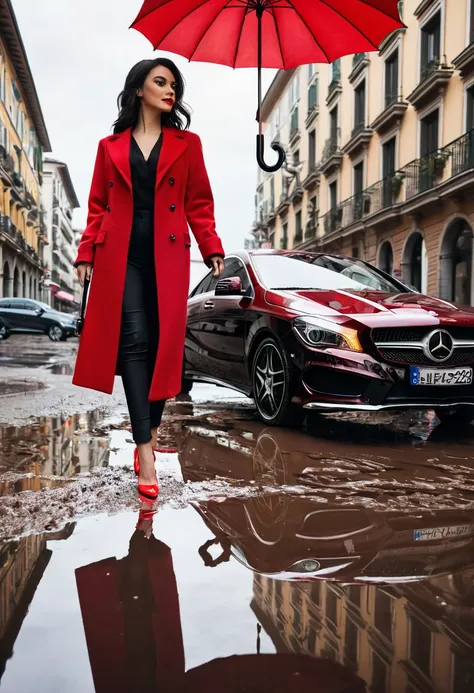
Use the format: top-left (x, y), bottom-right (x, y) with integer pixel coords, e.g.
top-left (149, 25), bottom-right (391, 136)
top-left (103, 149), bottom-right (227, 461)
top-left (265, 288), bottom-right (474, 328)
top-left (47, 310), bottom-right (76, 321)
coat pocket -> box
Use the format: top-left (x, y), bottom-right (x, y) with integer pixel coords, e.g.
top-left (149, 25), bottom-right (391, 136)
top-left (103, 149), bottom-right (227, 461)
top-left (94, 230), bottom-right (107, 246)
top-left (184, 231), bottom-right (191, 248)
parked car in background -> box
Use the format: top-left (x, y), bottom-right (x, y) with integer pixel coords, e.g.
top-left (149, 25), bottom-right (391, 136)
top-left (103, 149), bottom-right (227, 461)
top-left (183, 250), bottom-right (474, 426)
top-left (0, 297), bottom-right (77, 341)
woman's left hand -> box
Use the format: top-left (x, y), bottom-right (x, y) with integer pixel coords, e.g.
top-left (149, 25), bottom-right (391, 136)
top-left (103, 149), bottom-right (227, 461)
top-left (209, 256), bottom-right (225, 277)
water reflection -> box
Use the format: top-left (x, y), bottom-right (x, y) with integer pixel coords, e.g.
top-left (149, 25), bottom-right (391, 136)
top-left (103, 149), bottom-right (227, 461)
top-left (0, 409), bottom-right (111, 495)
top-left (0, 524), bottom-right (75, 680)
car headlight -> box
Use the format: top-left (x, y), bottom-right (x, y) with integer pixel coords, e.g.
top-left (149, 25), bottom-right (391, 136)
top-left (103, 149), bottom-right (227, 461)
top-left (292, 316), bottom-right (362, 352)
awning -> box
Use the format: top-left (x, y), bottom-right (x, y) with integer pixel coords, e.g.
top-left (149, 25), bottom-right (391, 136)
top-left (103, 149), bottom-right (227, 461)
top-left (55, 290), bottom-right (74, 301)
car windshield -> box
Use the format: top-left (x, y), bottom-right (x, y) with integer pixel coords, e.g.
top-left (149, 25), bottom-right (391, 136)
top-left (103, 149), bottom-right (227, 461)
top-left (252, 253), bottom-right (409, 293)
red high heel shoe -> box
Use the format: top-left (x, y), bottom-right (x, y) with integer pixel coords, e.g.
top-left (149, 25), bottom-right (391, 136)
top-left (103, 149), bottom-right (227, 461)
top-left (134, 448), bottom-right (159, 501)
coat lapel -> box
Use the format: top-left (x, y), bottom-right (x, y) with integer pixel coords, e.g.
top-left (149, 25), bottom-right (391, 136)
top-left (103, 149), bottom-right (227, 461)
top-left (156, 127), bottom-right (188, 189)
top-left (106, 128), bottom-right (132, 190)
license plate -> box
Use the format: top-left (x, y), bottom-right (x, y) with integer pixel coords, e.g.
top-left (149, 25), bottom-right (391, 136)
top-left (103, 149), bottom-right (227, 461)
top-left (414, 525), bottom-right (474, 541)
top-left (410, 366), bottom-right (473, 386)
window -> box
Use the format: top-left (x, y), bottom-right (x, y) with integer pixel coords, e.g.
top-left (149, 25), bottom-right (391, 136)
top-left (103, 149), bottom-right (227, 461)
top-left (289, 74), bottom-right (299, 110)
top-left (329, 59), bottom-right (341, 85)
top-left (189, 272), bottom-right (213, 297)
top-left (385, 50), bottom-right (399, 107)
top-left (382, 136), bottom-right (396, 178)
top-left (308, 63), bottom-right (316, 80)
top-left (354, 80), bottom-right (366, 131)
top-left (295, 210), bottom-right (302, 240)
top-left (308, 66), bottom-right (318, 113)
top-left (371, 653), bottom-right (388, 693)
top-left (330, 106), bottom-right (338, 144)
top-left (354, 161), bottom-right (364, 195)
top-left (410, 617), bottom-right (431, 677)
top-left (281, 222), bottom-right (288, 249)
top-left (270, 176), bottom-right (275, 210)
top-left (344, 616), bottom-right (358, 668)
top-left (308, 130), bottom-right (316, 169)
top-left (270, 107), bottom-right (280, 142)
top-left (420, 108), bottom-right (439, 156)
top-left (0, 61), bottom-right (6, 104)
top-left (329, 180), bottom-right (338, 210)
top-left (374, 591), bottom-right (393, 642)
top-left (470, 0), bottom-right (474, 45)
top-left (208, 257), bottom-right (249, 294)
top-left (467, 85), bottom-right (474, 131)
top-left (420, 11), bottom-right (441, 79)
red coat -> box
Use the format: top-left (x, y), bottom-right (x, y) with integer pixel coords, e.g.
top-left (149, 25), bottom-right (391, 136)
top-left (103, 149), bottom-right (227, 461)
top-left (72, 126), bottom-right (225, 401)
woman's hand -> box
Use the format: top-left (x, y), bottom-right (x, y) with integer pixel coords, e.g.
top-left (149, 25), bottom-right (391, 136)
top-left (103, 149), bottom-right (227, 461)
top-left (209, 256), bottom-right (224, 277)
top-left (75, 262), bottom-right (92, 287)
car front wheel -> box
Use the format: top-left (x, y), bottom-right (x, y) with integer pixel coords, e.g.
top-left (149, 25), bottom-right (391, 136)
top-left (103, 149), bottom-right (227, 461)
top-left (48, 325), bottom-right (66, 342)
top-left (251, 337), bottom-right (304, 427)
top-left (0, 321), bottom-right (11, 340)
top-left (435, 406), bottom-right (474, 425)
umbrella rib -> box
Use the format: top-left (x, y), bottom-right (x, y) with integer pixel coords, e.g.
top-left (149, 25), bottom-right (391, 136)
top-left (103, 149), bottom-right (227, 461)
top-left (316, 0), bottom-right (381, 50)
top-left (284, 0), bottom-right (331, 63)
top-left (232, 5), bottom-right (249, 69)
top-left (357, 0), bottom-right (405, 24)
top-left (146, 0), bottom-right (211, 51)
top-left (188, 0), bottom-right (237, 62)
top-left (269, 5), bottom-right (286, 70)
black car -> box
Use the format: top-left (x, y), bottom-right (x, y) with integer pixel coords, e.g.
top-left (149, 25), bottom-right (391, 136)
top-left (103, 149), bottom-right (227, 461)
top-left (0, 298), bottom-right (77, 341)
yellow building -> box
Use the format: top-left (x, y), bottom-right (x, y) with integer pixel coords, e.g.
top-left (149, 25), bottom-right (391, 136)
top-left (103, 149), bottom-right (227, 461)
top-left (253, 571), bottom-right (474, 692)
top-left (0, 0), bottom-right (52, 299)
top-left (252, 0), bottom-right (474, 304)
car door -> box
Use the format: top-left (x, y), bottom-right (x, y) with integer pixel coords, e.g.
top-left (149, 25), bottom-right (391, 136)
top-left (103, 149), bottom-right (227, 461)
top-left (22, 300), bottom-right (47, 332)
top-left (185, 271), bottom-right (213, 373)
top-left (197, 257), bottom-right (252, 389)
top-left (0, 300), bottom-right (13, 327)
top-left (2, 299), bottom-right (28, 329)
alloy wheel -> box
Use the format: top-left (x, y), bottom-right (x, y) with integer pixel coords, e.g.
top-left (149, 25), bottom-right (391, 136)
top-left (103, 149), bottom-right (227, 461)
top-left (254, 342), bottom-right (286, 421)
top-left (49, 325), bottom-right (63, 342)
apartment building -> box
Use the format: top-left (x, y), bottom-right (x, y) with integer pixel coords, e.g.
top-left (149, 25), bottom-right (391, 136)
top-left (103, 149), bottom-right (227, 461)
top-left (0, 0), bottom-right (51, 299)
top-left (252, 571), bottom-right (474, 692)
top-left (251, 0), bottom-right (474, 305)
top-left (42, 157), bottom-right (80, 310)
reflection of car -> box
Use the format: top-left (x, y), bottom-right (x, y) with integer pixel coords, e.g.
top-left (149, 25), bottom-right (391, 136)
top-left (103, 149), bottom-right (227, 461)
top-left (184, 250), bottom-right (474, 425)
top-left (0, 298), bottom-right (77, 341)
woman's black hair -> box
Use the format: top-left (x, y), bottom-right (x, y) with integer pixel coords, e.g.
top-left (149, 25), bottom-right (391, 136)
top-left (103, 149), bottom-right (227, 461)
top-left (113, 57), bottom-right (191, 133)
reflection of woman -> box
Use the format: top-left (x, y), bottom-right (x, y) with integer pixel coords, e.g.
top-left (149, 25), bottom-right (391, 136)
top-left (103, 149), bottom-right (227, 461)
top-left (73, 57), bottom-right (225, 500)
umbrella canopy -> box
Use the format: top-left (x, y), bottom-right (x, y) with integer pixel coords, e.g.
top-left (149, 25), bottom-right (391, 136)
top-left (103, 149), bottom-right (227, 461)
top-left (131, 0), bottom-right (404, 171)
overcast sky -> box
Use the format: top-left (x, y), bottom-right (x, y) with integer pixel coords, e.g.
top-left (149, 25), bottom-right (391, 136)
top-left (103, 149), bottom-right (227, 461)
top-left (13, 0), bottom-right (276, 262)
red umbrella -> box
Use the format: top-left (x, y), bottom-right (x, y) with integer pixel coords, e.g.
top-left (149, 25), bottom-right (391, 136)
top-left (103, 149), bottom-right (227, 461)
top-left (131, 1), bottom-right (404, 172)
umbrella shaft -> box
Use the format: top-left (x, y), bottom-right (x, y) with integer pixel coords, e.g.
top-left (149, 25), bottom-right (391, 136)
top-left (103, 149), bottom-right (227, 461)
top-left (257, 6), bottom-right (262, 136)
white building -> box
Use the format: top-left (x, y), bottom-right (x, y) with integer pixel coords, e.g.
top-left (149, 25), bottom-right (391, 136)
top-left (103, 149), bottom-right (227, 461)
top-left (42, 156), bottom-right (80, 310)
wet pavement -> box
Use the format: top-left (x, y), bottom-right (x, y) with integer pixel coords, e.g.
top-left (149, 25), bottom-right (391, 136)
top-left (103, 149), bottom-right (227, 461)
top-left (0, 336), bottom-right (474, 691)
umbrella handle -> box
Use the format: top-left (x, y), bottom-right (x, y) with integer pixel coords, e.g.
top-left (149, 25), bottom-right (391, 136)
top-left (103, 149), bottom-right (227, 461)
top-left (256, 134), bottom-right (286, 173)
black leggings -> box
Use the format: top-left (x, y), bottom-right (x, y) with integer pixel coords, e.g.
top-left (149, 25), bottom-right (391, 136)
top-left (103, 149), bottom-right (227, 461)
top-left (118, 212), bottom-right (166, 444)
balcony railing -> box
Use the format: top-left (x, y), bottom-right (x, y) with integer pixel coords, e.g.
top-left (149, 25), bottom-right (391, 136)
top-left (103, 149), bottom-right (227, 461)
top-left (319, 128), bottom-right (474, 238)
top-left (352, 52), bottom-right (366, 67)
top-left (420, 57), bottom-right (440, 82)
top-left (322, 132), bottom-right (340, 161)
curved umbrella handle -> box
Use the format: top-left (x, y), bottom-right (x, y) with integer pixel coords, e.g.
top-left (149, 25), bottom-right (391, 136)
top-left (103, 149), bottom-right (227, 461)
top-left (256, 134), bottom-right (286, 173)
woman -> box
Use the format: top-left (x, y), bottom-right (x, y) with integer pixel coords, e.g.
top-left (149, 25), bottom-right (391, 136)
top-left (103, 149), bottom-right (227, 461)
top-left (73, 58), bottom-right (225, 500)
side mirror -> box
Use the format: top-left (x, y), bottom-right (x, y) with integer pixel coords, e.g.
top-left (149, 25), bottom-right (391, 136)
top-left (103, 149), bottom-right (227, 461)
top-left (35, 308), bottom-right (44, 315)
top-left (215, 276), bottom-right (244, 296)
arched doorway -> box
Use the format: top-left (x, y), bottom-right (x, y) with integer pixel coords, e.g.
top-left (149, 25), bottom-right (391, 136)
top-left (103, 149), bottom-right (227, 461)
top-left (439, 219), bottom-right (473, 304)
top-left (402, 232), bottom-right (426, 292)
top-left (3, 262), bottom-right (11, 297)
top-left (379, 241), bottom-right (393, 275)
top-left (13, 267), bottom-right (20, 298)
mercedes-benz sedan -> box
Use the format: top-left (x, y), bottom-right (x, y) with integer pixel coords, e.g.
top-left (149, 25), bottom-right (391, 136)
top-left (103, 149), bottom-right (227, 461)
top-left (183, 250), bottom-right (474, 425)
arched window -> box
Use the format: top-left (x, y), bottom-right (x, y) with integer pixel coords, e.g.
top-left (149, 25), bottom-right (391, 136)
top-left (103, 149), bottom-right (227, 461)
top-left (379, 241), bottom-right (393, 275)
top-left (439, 220), bottom-right (473, 304)
top-left (3, 262), bottom-right (11, 298)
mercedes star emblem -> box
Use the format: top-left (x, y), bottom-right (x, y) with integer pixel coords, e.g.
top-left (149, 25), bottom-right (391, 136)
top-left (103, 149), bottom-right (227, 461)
top-left (424, 329), bottom-right (454, 362)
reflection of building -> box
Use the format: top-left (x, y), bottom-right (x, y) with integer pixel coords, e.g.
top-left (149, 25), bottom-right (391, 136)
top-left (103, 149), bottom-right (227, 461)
top-left (0, 409), bottom-right (110, 495)
top-left (253, 0), bottom-right (474, 304)
top-left (42, 157), bottom-right (80, 310)
top-left (253, 571), bottom-right (474, 692)
top-left (0, 524), bottom-right (74, 681)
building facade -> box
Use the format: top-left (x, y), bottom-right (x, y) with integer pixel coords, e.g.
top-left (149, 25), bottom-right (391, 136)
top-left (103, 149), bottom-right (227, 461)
top-left (42, 157), bottom-right (80, 310)
top-left (251, 0), bottom-right (474, 305)
top-left (0, 0), bottom-right (51, 300)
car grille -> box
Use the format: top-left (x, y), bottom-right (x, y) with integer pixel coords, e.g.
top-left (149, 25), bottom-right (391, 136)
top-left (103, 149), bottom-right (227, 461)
top-left (372, 326), bottom-right (474, 342)
top-left (378, 348), bottom-right (474, 366)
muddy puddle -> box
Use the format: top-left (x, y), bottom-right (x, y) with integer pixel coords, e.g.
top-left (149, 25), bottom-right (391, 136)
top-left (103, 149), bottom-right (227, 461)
top-left (1, 393), bottom-right (474, 691)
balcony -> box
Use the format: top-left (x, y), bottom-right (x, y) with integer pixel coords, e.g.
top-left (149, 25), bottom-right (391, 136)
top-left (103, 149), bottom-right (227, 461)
top-left (343, 122), bottom-right (374, 159)
top-left (407, 61), bottom-right (453, 111)
top-left (326, 78), bottom-right (342, 108)
top-left (317, 129), bottom-right (474, 245)
top-left (303, 162), bottom-right (320, 191)
top-left (349, 53), bottom-right (369, 85)
top-left (453, 42), bottom-right (474, 79)
top-left (371, 95), bottom-right (408, 135)
top-left (320, 133), bottom-right (343, 177)
top-left (277, 192), bottom-right (290, 217)
top-left (306, 81), bottom-right (319, 128)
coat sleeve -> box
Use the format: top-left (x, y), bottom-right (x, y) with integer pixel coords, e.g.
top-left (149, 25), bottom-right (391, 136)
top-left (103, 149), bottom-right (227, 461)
top-left (74, 140), bottom-right (107, 267)
top-left (184, 133), bottom-right (225, 267)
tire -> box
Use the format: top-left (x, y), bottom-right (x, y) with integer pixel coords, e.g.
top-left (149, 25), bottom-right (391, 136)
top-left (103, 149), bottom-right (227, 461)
top-left (0, 321), bottom-right (11, 340)
top-left (48, 324), bottom-right (65, 342)
top-left (251, 337), bottom-right (304, 427)
top-left (435, 406), bottom-right (474, 424)
top-left (181, 376), bottom-right (194, 394)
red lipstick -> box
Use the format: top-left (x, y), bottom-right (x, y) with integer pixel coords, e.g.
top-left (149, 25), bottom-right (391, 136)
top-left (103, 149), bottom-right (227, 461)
top-left (163, 98), bottom-right (174, 106)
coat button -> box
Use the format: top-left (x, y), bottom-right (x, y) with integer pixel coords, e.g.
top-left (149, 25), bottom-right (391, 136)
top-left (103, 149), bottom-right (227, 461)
top-left (169, 234), bottom-right (176, 242)
top-left (170, 204), bottom-right (176, 212)
top-left (106, 205), bottom-right (111, 212)
top-left (109, 181), bottom-right (114, 187)
top-left (169, 177), bottom-right (175, 185)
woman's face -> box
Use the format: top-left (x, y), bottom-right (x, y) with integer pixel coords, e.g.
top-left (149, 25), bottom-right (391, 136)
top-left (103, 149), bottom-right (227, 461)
top-left (138, 65), bottom-right (177, 114)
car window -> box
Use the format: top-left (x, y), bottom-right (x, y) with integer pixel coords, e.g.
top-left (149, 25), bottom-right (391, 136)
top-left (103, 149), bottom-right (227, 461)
top-left (189, 271), bottom-right (213, 297)
top-left (209, 257), bottom-right (250, 293)
top-left (0, 300), bottom-right (11, 308)
top-left (22, 300), bottom-right (38, 311)
top-left (9, 300), bottom-right (28, 310)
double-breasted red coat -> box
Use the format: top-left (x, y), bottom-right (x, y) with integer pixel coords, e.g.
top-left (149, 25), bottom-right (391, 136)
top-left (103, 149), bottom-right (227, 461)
top-left (72, 126), bottom-right (225, 401)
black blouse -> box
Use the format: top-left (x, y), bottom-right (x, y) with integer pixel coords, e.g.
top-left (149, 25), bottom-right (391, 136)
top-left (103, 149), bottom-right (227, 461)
top-left (130, 134), bottom-right (163, 211)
